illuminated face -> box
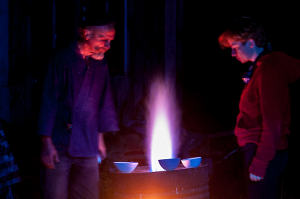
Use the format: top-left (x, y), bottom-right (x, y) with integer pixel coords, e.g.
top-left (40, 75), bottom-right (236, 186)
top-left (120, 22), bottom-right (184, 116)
top-left (81, 24), bottom-right (115, 60)
top-left (228, 39), bottom-right (255, 64)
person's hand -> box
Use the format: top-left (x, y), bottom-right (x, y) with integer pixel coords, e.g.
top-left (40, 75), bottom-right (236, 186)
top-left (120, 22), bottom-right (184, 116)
top-left (41, 136), bottom-right (60, 169)
top-left (98, 133), bottom-right (107, 159)
top-left (249, 173), bottom-right (263, 182)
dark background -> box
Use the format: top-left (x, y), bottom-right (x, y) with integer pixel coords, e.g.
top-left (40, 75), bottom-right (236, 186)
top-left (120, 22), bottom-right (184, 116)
top-left (1, 0), bottom-right (300, 198)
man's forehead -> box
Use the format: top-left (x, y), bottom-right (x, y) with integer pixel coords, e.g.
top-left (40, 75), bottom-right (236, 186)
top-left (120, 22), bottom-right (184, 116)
top-left (87, 27), bottom-right (115, 38)
top-left (229, 40), bottom-right (241, 46)
top-left (85, 24), bottom-right (115, 32)
top-left (225, 36), bottom-right (243, 47)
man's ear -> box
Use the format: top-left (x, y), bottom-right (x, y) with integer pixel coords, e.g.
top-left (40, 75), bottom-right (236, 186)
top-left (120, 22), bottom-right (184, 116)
top-left (82, 29), bottom-right (92, 41)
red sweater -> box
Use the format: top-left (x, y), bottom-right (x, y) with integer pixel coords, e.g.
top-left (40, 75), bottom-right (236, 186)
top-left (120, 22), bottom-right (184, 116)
top-left (234, 51), bottom-right (300, 177)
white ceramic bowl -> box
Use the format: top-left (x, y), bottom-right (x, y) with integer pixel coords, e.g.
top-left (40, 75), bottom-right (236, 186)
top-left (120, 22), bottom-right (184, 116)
top-left (158, 158), bottom-right (180, 171)
top-left (113, 162), bottom-right (139, 173)
top-left (181, 157), bottom-right (202, 168)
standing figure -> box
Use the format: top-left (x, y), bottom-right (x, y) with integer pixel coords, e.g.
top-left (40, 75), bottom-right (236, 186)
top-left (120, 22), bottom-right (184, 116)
top-left (38, 17), bottom-right (119, 199)
top-left (218, 16), bottom-right (300, 199)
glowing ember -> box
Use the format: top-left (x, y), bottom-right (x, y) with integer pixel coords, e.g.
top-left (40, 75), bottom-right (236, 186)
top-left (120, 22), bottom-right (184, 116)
top-left (146, 78), bottom-right (179, 172)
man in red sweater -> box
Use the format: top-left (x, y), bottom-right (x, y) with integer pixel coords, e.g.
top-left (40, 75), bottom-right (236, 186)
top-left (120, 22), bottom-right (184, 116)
top-left (218, 16), bottom-right (300, 199)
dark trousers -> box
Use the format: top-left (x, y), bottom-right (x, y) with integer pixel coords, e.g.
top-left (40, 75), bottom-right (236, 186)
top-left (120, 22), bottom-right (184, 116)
top-left (242, 143), bottom-right (288, 199)
top-left (41, 151), bottom-right (99, 199)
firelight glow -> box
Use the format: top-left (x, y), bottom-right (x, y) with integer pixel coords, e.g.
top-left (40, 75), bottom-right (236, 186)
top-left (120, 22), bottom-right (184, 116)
top-left (147, 78), bottom-right (178, 172)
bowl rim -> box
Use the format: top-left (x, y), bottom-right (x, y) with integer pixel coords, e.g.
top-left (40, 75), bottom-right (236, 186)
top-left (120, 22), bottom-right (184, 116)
top-left (181, 156), bottom-right (202, 161)
top-left (113, 161), bottom-right (139, 164)
top-left (158, 157), bottom-right (180, 161)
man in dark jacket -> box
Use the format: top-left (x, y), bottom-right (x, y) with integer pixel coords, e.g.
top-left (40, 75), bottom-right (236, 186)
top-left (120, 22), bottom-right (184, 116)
top-left (38, 17), bottom-right (119, 199)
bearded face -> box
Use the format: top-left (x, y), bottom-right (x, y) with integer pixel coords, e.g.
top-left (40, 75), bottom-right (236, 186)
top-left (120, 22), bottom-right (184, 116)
top-left (80, 24), bottom-right (115, 60)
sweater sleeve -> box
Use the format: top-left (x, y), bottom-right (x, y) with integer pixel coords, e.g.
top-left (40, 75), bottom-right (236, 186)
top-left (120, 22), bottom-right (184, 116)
top-left (249, 62), bottom-right (287, 177)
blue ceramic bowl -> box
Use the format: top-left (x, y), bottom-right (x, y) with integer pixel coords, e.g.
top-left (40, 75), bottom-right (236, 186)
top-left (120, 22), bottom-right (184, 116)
top-left (158, 158), bottom-right (180, 171)
top-left (114, 162), bottom-right (139, 173)
top-left (181, 157), bottom-right (202, 168)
